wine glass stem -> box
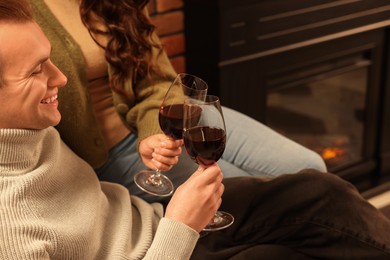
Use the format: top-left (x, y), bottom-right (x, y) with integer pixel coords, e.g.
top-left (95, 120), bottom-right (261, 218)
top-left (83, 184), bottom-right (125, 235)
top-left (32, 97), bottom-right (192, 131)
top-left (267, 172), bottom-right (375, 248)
top-left (147, 170), bottom-right (163, 186)
top-left (209, 212), bottom-right (221, 225)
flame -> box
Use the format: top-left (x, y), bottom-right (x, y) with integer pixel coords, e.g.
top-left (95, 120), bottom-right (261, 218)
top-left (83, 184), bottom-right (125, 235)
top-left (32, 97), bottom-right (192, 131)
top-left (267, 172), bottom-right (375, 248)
top-left (321, 147), bottom-right (344, 160)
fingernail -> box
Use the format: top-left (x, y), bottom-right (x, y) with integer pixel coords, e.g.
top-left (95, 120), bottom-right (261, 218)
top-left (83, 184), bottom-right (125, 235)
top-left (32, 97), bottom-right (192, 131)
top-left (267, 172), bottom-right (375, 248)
top-left (160, 141), bottom-right (167, 148)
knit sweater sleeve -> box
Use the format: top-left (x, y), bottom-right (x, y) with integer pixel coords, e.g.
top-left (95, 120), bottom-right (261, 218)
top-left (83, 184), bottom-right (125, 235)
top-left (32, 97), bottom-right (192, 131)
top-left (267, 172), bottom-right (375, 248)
top-left (112, 33), bottom-right (177, 145)
top-left (109, 23), bottom-right (177, 146)
top-left (129, 46), bottom-right (177, 144)
top-left (144, 218), bottom-right (199, 260)
top-left (115, 7), bottom-right (178, 145)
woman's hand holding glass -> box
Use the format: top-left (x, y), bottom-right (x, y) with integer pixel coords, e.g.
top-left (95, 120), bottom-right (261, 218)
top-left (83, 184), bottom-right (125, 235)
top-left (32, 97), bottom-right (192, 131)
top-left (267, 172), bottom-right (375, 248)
top-left (138, 134), bottom-right (183, 172)
top-left (134, 73), bottom-right (208, 197)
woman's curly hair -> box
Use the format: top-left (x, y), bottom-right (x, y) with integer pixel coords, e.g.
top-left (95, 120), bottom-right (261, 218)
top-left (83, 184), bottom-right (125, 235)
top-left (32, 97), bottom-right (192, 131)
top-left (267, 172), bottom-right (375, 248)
top-left (79, 0), bottom-right (161, 96)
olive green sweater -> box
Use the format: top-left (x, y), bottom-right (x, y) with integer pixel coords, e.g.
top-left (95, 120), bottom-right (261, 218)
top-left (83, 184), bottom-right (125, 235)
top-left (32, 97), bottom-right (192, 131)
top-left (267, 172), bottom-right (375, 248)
top-left (31, 0), bottom-right (177, 168)
top-left (0, 127), bottom-right (198, 259)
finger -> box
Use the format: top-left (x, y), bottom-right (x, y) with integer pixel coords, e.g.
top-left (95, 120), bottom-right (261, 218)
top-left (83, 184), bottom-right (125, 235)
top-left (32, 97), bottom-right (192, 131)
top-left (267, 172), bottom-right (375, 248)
top-left (177, 139), bottom-right (184, 146)
top-left (194, 165), bottom-right (206, 174)
top-left (159, 139), bottom-right (183, 149)
top-left (203, 164), bottom-right (223, 184)
top-left (155, 146), bottom-right (182, 157)
top-left (152, 152), bottom-right (179, 165)
top-left (211, 185), bottom-right (223, 213)
top-left (190, 165), bottom-right (222, 188)
top-left (217, 183), bottom-right (224, 197)
top-left (216, 197), bottom-right (222, 211)
top-left (210, 181), bottom-right (224, 199)
top-left (152, 158), bottom-right (174, 171)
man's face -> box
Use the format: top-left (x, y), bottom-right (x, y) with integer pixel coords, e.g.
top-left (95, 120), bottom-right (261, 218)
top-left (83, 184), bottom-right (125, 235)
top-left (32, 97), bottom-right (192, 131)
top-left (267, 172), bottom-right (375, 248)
top-left (0, 21), bottom-right (67, 129)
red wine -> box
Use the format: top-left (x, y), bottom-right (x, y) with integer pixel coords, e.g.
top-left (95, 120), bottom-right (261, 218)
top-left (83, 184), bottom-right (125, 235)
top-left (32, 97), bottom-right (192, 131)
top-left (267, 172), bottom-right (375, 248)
top-left (159, 104), bottom-right (203, 139)
top-left (183, 126), bottom-right (226, 167)
top-left (159, 104), bottom-right (184, 139)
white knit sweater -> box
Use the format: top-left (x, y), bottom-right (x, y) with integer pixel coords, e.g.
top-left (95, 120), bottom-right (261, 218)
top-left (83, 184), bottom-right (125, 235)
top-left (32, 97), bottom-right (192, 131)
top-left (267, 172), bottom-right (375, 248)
top-left (0, 127), bottom-right (198, 259)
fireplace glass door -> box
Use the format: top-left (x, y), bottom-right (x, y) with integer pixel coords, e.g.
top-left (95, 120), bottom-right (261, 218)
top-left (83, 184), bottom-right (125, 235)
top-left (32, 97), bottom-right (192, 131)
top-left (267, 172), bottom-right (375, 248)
top-left (266, 57), bottom-right (369, 172)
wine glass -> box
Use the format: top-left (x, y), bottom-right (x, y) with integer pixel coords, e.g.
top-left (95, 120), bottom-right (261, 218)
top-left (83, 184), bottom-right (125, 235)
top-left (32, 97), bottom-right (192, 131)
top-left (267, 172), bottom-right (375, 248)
top-left (183, 95), bottom-right (234, 231)
top-left (134, 73), bottom-right (208, 197)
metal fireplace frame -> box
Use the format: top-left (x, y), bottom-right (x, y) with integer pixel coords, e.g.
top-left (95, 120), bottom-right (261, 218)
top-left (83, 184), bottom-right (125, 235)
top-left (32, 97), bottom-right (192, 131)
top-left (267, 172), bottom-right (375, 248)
top-left (185, 0), bottom-right (390, 191)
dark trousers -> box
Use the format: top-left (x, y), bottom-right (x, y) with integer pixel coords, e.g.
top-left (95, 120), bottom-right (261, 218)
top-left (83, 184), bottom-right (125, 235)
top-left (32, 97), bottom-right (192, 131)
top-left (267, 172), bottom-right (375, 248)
top-left (191, 170), bottom-right (390, 259)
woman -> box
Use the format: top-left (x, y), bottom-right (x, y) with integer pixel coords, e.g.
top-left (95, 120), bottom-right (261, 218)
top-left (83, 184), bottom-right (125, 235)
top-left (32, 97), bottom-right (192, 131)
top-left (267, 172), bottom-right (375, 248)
top-left (30, 0), bottom-right (326, 201)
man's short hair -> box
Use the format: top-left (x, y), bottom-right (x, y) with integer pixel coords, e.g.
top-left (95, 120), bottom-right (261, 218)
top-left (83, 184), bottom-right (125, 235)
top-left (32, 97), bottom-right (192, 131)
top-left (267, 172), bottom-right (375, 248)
top-left (0, 0), bottom-right (32, 23)
top-left (0, 0), bottom-right (33, 84)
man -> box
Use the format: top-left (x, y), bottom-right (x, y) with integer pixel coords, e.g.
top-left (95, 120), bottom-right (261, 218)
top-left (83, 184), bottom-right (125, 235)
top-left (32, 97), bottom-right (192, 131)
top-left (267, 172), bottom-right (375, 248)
top-left (0, 1), bottom-right (221, 258)
top-left (1, 0), bottom-right (390, 259)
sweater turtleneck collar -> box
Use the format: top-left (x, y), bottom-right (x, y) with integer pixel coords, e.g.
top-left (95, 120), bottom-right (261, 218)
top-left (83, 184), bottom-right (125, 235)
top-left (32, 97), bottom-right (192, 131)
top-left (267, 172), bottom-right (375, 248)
top-left (0, 127), bottom-right (58, 176)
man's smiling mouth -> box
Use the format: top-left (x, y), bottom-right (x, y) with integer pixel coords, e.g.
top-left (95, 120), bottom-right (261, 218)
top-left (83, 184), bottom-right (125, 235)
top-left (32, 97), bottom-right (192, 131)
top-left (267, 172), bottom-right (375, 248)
top-left (41, 94), bottom-right (58, 104)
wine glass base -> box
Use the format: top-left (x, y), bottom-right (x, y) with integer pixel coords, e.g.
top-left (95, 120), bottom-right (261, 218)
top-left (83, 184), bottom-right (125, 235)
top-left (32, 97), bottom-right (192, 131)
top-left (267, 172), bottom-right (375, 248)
top-left (203, 211), bottom-right (234, 231)
top-left (134, 170), bottom-right (174, 197)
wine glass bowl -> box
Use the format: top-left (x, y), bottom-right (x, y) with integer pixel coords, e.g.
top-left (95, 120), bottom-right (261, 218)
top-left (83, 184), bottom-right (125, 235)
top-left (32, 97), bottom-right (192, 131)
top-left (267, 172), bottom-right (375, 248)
top-left (134, 73), bottom-right (208, 197)
top-left (159, 104), bottom-right (185, 140)
top-left (159, 73), bottom-right (208, 140)
top-left (183, 95), bottom-right (234, 231)
top-left (183, 118), bottom-right (226, 168)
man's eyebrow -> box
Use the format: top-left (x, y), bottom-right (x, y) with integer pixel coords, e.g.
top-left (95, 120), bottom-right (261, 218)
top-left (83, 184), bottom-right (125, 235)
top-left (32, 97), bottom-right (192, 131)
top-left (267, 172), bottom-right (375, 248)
top-left (29, 46), bottom-right (51, 71)
top-left (33, 57), bottom-right (48, 67)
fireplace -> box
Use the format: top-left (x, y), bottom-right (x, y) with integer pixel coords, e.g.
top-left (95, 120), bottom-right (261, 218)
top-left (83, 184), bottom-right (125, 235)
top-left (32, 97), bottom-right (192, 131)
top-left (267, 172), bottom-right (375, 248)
top-left (185, 0), bottom-right (390, 191)
top-left (267, 68), bottom-right (367, 171)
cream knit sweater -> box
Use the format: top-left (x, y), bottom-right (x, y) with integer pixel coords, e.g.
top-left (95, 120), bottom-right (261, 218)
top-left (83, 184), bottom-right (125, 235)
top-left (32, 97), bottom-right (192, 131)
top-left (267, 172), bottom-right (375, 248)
top-left (0, 127), bottom-right (198, 259)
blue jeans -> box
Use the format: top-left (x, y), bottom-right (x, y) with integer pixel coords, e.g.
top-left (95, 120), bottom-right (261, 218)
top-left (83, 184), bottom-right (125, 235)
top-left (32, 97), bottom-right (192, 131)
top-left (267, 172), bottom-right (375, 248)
top-left (96, 107), bottom-right (327, 202)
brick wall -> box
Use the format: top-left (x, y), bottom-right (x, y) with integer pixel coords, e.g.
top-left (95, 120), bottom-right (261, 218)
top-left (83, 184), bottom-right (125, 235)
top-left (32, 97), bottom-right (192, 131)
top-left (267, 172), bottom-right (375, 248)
top-left (148, 0), bottom-right (186, 73)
